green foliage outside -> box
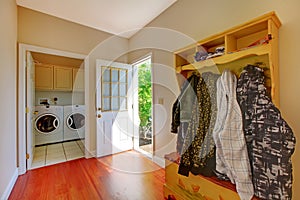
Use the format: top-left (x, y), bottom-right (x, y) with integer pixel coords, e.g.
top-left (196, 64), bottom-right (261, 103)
top-left (138, 62), bottom-right (152, 136)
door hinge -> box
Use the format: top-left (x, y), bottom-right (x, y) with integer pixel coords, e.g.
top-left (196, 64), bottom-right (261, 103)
top-left (26, 153), bottom-right (30, 160)
top-left (25, 107), bottom-right (29, 114)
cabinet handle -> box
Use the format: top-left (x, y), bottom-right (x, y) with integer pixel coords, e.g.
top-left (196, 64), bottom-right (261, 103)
top-left (97, 114), bottom-right (102, 118)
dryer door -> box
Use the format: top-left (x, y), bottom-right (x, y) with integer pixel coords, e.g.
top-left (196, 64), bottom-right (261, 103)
top-left (67, 113), bottom-right (85, 130)
top-left (35, 114), bottom-right (59, 134)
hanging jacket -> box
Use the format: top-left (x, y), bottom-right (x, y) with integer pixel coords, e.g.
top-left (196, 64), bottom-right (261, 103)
top-left (171, 73), bottom-right (199, 153)
top-left (178, 74), bottom-right (215, 177)
top-left (236, 65), bottom-right (296, 200)
top-left (171, 73), bottom-right (199, 132)
top-left (196, 72), bottom-right (220, 169)
top-left (212, 69), bottom-right (254, 200)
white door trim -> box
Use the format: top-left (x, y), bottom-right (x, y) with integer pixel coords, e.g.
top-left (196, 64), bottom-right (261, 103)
top-left (18, 43), bottom-right (88, 174)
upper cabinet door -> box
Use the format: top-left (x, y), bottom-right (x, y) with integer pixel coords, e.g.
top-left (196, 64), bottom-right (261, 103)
top-left (53, 66), bottom-right (73, 91)
top-left (35, 64), bottom-right (53, 90)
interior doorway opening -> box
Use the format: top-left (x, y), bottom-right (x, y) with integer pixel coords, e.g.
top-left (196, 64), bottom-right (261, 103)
top-left (18, 44), bottom-right (88, 174)
top-left (133, 56), bottom-right (153, 155)
top-left (28, 51), bottom-right (86, 170)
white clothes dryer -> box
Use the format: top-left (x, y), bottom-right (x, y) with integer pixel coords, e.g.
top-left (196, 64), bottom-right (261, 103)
top-left (34, 105), bottom-right (64, 145)
top-left (63, 105), bottom-right (85, 141)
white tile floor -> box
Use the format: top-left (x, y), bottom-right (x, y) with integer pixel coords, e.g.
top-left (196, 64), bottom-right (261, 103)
top-left (31, 140), bottom-right (85, 169)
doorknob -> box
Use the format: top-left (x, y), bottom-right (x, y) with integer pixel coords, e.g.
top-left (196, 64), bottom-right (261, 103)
top-left (97, 114), bottom-right (102, 118)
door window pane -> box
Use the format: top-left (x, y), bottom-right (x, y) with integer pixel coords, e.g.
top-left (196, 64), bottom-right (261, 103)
top-left (103, 98), bottom-right (111, 111)
top-left (120, 83), bottom-right (127, 96)
top-left (111, 83), bottom-right (119, 96)
top-left (101, 67), bottom-right (128, 111)
top-left (103, 83), bottom-right (110, 97)
top-left (120, 70), bottom-right (127, 83)
top-left (102, 67), bottom-right (110, 82)
top-left (111, 69), bottom-right (119, 82)
top-left (112, 97), bottom-right (119, 110)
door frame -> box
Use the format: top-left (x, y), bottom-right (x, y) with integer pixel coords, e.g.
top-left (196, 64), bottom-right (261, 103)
top-left (18, 43), bottom-right (88, 174)
top-left (25, 51), bottom-right (35, 170)
top-left (131, 54), bottom-right (154, 158)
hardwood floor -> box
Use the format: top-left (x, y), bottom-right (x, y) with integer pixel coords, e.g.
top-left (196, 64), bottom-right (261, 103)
top-left (9, 151), bottom-right (165, 200)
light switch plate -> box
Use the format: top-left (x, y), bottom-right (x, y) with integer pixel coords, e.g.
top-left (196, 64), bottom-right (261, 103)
top-left (158, 98), bottom-right (164, 105)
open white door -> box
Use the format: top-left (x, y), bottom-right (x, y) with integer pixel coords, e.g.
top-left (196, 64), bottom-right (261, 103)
top-left (132, 65), bottom-right (140, 150)
top-left (26, 51), bottom-right (35, 169)
top-left (96, 59), bottom-right (134, 157)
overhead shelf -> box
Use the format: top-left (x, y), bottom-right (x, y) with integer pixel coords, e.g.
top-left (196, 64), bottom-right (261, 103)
top-left (177, 43), bottom-right (270, 71)
top-left (173, 11), bottom-right (280, 107)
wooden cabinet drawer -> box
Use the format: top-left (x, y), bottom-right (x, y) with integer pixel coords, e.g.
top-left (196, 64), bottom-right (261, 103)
top-left (164, 160), bottom-right (240, 200)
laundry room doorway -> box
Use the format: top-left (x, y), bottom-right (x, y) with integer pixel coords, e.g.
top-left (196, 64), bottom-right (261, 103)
top-left (18, 44), bottom-right (88, 174)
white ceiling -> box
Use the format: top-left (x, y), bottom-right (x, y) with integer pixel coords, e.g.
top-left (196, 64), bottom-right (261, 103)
top-left (16, 0), bottom-right (177, 38)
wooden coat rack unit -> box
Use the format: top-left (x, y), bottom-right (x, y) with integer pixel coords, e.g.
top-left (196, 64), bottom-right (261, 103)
top-left (164, 12), bottom-right (281, 200)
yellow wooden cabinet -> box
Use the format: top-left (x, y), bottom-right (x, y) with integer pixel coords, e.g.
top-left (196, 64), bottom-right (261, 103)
top-left (72, 68), bottom-right (84, 92)
top-left (166, 11), bottom-right (281, 199)
top-left (164, 158), bottom-right (240, 200)
top-left (53, 66), bottom-right (73, 91)
top-left (35, 64), bottom-right (54, 90)
top-left (35, 64), bottom-right (83, 91)
top-left (174, 11), bottom-right (281, 107)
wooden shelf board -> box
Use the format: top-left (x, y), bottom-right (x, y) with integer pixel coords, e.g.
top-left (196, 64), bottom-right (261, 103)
top-left (180, 44), bottom-right (270, 71)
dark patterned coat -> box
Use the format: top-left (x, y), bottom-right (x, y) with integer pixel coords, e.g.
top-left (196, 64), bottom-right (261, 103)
top-left (236, 65), bottom-right (296, 200)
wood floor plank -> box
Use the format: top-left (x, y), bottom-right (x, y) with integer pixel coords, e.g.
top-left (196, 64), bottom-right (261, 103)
top-left (9, 151), bottom-right (165, 200)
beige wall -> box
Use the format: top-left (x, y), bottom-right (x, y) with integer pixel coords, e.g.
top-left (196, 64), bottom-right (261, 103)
top-left (18, 6), bottom-right (112, 55)
top-left (0, 0), bottom-right (17, 198)
top-left (16, 1), bottom-right (300, 198)
top-left (129, 0), bottom-right (300, 198)
top-left (17, 6), bottom-right (129, 157)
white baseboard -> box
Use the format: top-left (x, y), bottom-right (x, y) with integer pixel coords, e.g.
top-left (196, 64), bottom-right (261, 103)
top-left (1, 168), bottom-right (18, 200)
top-left (85, 149), bottom-right (96, 158)
top-left (153, 155), bottom-right (165, 168)
top-left (18, 165), bottom-right (26, 175)
top-left (18, 160), bottom-right (27, 175)
top-left (134, 148), bottom-right (152, 159)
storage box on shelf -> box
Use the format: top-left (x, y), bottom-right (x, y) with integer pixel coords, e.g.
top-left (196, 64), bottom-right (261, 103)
top-left (166, 12), bottom-right (281, 200)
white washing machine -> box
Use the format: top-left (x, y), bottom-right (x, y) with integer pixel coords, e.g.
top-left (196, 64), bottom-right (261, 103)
top-left (63, 105), bottom-right (85, 141)
top-left (34, 105), bottom-right (64, 145)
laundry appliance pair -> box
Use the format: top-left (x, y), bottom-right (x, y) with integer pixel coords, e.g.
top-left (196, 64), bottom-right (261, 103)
top-left (33, 105), bottom-right (85, 145)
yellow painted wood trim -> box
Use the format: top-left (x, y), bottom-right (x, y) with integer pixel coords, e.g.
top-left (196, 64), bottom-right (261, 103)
top-left (196, 11), bottom-right (281, 46)
top-left (180, 44), bottom-right (270, 71)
